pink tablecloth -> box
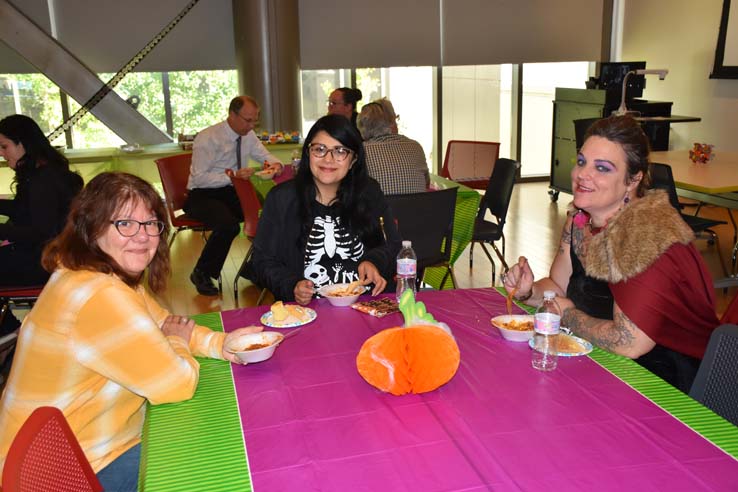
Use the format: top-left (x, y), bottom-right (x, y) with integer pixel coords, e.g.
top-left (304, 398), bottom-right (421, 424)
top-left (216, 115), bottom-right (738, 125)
top-left (222, 288), bottom-right (738, 491)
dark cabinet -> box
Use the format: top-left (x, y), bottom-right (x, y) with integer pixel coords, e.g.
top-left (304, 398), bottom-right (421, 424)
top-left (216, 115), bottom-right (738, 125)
top-left (549, 89), bottom-right (607, 200)
top-left (549, 88), bottom-right (697, 202)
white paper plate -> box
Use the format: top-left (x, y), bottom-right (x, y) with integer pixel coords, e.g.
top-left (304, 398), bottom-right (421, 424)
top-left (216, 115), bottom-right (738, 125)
top-left (260, 307), bottom-right (317, 328)
top-left (528, 333), bottom-right (593, 357)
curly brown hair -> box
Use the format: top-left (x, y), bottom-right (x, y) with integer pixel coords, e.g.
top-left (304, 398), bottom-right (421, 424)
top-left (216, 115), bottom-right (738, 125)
top-left (42, 172), bottom-right (171, 293)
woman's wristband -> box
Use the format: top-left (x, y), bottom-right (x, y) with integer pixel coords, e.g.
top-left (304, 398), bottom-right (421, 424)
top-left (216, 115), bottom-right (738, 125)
top-left (515, 290), bottom-right (533, 302)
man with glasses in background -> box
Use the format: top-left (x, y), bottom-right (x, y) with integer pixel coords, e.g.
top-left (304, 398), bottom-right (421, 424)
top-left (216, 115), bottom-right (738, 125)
top-left (185, 95), bottom-right (282, 296)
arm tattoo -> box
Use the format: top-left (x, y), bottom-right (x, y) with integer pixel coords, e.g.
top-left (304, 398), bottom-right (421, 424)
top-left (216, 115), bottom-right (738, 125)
top-left (571, 225), bottom-right (585, 259)
top-left (561, 228), bottom-right (571, 245)
top-left (559, 228), bottom-right (572, 255)
top-left (562, 307), bottom-right (636, 354)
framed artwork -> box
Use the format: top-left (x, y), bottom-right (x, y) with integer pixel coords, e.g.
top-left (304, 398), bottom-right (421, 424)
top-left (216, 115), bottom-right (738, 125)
top-left (711, 0), bottom-right (738, 78)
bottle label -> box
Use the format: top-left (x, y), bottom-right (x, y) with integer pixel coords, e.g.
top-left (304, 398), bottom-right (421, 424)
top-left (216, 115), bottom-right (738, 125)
top-left (397, 258), bottom-right (417, 276)
top-left (534, 312), bottom-right (560, 335)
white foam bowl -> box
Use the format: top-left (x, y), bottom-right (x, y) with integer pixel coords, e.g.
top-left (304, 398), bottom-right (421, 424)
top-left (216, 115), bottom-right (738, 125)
top-left (254, 169), bottom-right (277, 180)
top-left (224, 331), bottom-right (284, 363)
top-left (490, 314), bottom-right (535, 342)
top-left (319, 283), bottom-right (362, 307)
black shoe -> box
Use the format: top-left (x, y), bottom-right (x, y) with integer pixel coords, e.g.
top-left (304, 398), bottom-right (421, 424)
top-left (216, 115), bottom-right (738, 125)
top-left (190, 269), bottom-right (219, 296)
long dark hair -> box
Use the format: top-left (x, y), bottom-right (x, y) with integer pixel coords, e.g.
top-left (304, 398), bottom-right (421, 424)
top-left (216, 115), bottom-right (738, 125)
top-left (295, 114), bottom-right (380, 248)
top-left (0, 114), bottom-right (72, 196)
top-left (43, 172), bottom-right (172, 293)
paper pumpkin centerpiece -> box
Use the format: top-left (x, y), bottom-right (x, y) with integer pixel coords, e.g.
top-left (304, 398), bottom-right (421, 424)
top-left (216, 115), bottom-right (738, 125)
top-left (356, 290), bottom-right (460, 395)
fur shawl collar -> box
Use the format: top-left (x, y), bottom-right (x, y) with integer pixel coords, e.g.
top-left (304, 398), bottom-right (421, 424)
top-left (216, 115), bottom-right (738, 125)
top-left (581, 189), bottom-right (694, 283)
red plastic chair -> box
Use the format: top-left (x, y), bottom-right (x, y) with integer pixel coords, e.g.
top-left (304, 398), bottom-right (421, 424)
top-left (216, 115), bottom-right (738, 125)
top-left (225, 169), bottom-right (267, 304)
top-left (440, 140), bottom-right (501, 190)
top-left (155, 153), bottom-right (210, 247)
top-left (156, 153), bottom-right (222, 293)
top-left (2, 406), bottom-right (103, 492)
top-left (0, 285), bottom-right (44, 307)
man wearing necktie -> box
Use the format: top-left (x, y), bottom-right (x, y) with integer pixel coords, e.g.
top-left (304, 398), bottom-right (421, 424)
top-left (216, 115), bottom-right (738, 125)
top-left (185, 95), bottom-right (282, 296)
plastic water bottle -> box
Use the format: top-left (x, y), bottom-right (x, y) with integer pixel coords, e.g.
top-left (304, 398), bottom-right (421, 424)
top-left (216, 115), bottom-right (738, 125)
top-left (291, 149), bottom-right (301, 171)
top-left (396, 240), bottom-right (417, 302)
top-left (532, 290), bottom-right (561, 371)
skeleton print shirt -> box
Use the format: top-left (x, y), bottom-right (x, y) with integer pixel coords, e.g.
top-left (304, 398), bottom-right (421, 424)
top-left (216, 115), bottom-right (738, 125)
top-left (304, 205), bottom-right (364, 290)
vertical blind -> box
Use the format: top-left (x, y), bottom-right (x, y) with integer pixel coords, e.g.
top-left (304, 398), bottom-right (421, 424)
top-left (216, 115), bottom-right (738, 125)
top-left (3, 0), bottom-right (605, 74)
top-left (1, 0), bottom-right (235, 74)
top-left (298, 0), bottom-right (441, 69)
top-left (299, 0), bottom-right (604, 69)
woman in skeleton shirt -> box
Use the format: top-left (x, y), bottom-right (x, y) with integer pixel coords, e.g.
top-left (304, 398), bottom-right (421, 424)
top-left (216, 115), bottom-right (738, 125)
top-left (246, 114), bottom-right (402, 305)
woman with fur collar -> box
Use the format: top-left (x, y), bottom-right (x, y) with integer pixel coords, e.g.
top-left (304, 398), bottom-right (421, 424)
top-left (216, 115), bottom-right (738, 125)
top-left (503, 116), bottom-right (718, 392)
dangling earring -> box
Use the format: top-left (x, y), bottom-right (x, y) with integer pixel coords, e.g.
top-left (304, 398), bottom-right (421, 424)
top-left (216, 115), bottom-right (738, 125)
top-left (623, 193), bottom-right (630, 204)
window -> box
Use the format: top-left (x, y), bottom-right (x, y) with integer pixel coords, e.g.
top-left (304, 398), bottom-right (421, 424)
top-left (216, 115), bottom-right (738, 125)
top-left (520, 62), bottom-right (592, 177)
top-left (301, 67), bottom-right (434, 168)
top-left (1, 69), bottom-right (237, 148)
top-left (0, 73), bottom-right (65, 145)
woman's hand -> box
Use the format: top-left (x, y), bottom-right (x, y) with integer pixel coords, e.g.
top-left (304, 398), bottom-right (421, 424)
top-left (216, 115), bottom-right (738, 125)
top-left (294, 279), bottom-right (315, 305)
top-left (264, 161), bottom-right (283, 175)
top-left (503, 256), bottom-right (535, 300)
top-left (358, 261), bottom-right (386, 296)
top-left (161, 315), bottom-right (195, 344)
top-left (222, 325), bottom-right (264, 364)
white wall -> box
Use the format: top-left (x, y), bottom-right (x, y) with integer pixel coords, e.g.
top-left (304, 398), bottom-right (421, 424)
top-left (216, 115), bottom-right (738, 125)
top-left (621, 0), bottom-right (738, 150)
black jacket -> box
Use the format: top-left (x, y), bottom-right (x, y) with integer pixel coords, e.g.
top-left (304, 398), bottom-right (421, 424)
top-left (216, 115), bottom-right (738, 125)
top-left (0, 165), bottom-right (82, 248)
top-left (246, 179), bottom-right (402, 301)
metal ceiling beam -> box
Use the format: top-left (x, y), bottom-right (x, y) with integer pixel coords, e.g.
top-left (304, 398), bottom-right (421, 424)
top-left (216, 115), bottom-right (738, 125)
top-left (0, 0), bottom-right (171, 144)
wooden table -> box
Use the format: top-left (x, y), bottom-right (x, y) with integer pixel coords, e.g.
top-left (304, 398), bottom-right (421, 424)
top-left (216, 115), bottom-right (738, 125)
top-left (651, 150), bottom-right (738, 195)
top-left (140, 288), bottom-right (738, 491)
top-left (650, 150), bottom-right (738, 278)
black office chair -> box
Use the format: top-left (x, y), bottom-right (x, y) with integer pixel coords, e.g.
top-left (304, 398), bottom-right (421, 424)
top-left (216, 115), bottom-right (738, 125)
top-left (468, 158), bottom-right (520, 285)
top-left (650, 162), bottom-right (728, 276)
top-left (386, 187), bottom-right (458, 290)
top-left (689, 324), bottom-right (738, 426)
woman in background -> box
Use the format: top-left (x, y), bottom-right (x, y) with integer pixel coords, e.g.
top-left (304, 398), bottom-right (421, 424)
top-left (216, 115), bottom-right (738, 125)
top-left (247, 114), bottom-right (401, 304)
top-left (0, 172), bottom-right (261, 491)
top-left (0, 114), bottom-right (83, 334)
top-left (328, 87), bottom-right (363, 130)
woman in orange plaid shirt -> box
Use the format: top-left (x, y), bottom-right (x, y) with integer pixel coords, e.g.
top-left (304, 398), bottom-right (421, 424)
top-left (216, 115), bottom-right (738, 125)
top-left (0, 172), bottom-right (261, 491)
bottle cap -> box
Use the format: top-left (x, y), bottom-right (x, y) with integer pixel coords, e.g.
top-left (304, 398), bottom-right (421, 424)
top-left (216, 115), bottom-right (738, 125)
top-left (402, 240), bottom-right (412, 248)
top-left (543, 290), bottom-right (556, 299)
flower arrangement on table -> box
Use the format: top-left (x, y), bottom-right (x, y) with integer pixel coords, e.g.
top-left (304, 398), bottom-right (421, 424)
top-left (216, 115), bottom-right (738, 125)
top-left (689, 143), bottom-right (714, 164)
top-left (260, 131), bottom-right (301, 143)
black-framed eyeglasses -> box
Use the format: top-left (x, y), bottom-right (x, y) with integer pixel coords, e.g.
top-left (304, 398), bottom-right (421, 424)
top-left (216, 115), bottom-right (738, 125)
top-left (110, 219), bottom-right (166, 237)
top-left (234, 111), bottom-right (259, 125)
top-left (308, 143), bottom-right (353, 162)
top-left (327, 99), bottom-right (345, 107)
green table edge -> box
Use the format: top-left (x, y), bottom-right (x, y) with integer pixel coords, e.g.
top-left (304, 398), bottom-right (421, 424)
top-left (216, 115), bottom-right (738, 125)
top-left (139, 312), bottom-right (251, 492)
top-left (497, 286), bottom-right (738, 459)
top-left (424, 177), bottom-right (481, 289)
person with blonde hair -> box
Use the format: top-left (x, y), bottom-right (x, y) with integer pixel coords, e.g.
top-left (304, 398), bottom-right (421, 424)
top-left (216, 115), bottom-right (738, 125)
top-left (358, 98), bottom-right (429, 195)
top-left (0, 172), bottom-right (261, 490)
